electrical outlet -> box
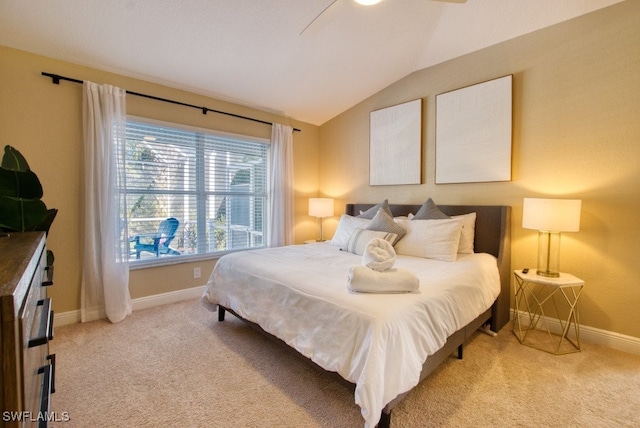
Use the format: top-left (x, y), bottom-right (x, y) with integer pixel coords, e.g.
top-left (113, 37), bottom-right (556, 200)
top-left (193, 267), bottom-right (201, 279)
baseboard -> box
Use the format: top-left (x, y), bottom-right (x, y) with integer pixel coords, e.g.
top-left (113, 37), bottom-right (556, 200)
top-left (54, 309), bottom-right (82, 326)
top-left (131, 285), bottom-right (206, 312)
top-left (510, 309), bottom-right (640, 356)
top-left (54, 285), bottom-right (206, 327)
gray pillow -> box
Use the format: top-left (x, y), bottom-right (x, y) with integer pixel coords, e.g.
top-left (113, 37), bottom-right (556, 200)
top-left (412, 198), bottom-right (450, 220)
top-left (357, 199), bottom-right (393, 219)
top-left (366, 208), bottom-right (406, 244)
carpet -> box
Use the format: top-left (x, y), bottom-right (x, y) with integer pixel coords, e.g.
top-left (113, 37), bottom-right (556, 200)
top-left (50, 299), bottom-right (640, 427)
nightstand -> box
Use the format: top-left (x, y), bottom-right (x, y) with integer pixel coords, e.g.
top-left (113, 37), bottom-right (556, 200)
top-left (513, 270), bottom-right (584, 354)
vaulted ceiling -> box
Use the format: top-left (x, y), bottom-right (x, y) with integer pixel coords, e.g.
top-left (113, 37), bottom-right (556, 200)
top-left (0, 0), bottom-right (623, 125)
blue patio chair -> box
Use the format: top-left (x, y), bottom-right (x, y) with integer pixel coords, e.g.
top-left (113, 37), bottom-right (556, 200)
top-left (131, 217), bottom-right (181, 259)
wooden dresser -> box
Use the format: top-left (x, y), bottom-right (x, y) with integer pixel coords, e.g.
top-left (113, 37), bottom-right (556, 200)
top-left (0, 232), bottom-right (55, 427)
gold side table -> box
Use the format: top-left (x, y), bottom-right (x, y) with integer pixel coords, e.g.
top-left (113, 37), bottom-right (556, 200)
top-left (513, 270), bottom-right (584, 354)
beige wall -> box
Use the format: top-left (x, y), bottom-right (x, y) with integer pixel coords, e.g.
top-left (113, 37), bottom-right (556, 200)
top-left (1, 1), bottom-right (638, 339)
top-left (319, 1), bottom-right (640, 338)
top-left (0, 46), bottom-right (320, 313)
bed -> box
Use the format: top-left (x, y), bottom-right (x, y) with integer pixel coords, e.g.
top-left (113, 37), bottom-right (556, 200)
top-left (202, 203), bottom-right (511, 427)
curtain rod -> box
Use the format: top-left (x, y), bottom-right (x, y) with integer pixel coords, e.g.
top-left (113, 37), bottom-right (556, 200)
top-left (41, 72), bottom-right (301, 132)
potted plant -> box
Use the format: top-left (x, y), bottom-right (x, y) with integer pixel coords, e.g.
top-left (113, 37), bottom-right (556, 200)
top-left (0, 145), bottom-right (58, 260)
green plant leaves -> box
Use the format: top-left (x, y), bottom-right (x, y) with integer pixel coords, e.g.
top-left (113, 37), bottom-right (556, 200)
top-left (0, 145), bottom-right (57, 233)
top-left (1, 145), bottom-right (31, 171)
top-left (0, 167), bottom-right (44, 198)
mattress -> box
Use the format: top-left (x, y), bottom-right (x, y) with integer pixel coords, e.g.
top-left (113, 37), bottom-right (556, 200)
top-left (202, 242), bottom-right (500, 427)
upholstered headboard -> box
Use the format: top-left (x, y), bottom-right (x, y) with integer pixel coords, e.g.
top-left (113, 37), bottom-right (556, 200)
top-left (346, 203), bottom-right (512, 332)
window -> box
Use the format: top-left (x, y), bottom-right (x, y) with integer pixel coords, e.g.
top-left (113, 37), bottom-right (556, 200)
top-left (122, 119), bottom-right (268, 264)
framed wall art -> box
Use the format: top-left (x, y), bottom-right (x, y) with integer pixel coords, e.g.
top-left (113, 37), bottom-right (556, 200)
top-left (435, 75), bottom-right (512, 184)
top-left (369, 99), bottom-right (422, 186)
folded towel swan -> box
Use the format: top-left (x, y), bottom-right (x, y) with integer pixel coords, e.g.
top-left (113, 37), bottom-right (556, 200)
top-left (347, 238), bottom-right (419, 293)
top-left (362, 237), bottom-right (397, 272)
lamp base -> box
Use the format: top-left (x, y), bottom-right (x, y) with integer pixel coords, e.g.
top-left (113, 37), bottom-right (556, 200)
top-left (536, 269), bottom-right (560, 278)
top-left (537, 231), bottom-right (561, 278)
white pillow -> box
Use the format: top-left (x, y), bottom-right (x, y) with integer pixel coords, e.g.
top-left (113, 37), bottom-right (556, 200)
top-left (330, 215), bottom-right (370, 247)
top-left (342, 228), bottom-right (398, 255)
top-left (452, 212), bottom-right (476, 254)
top-left (394, 218), bottom-right (463, 262)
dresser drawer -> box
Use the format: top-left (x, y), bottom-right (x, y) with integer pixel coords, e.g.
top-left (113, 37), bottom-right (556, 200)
top-left (20, 249), bottom-right (53, 427)
top-left (1, 232), bottom-right (54, 428)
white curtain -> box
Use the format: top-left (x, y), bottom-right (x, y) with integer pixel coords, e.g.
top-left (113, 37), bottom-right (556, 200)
top-left (267, 124), bottom-right (294, 247)
top-left (81, 81), bottom-right (132, 323)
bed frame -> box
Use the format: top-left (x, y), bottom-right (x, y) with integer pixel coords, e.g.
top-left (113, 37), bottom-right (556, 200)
top-left (218, 203), bottom-right (511, 427)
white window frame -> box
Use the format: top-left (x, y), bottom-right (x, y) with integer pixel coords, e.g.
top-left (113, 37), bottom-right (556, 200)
top-left (124, 116), bottom-right (270, 269)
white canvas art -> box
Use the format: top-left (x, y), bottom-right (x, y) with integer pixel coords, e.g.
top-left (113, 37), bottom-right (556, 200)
top-left (435, 75), bottom-right (512, 184)
top-left (370, 99), bottom-right (422, 186)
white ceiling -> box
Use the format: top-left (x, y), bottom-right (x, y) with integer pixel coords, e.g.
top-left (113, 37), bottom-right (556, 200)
top-left (0, 0), bottom-right (623, 126)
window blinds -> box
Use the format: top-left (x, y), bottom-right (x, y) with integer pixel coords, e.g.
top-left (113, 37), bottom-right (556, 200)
top-left (123, 120), bottom-right (268, 257)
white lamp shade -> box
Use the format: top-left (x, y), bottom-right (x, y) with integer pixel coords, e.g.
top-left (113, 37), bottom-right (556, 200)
top-left (522, 198), bottom-right (581, 232)
top-left (309, 198), bottom-right (334, 218)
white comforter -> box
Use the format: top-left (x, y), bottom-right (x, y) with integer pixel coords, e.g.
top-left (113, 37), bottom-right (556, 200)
top-left (202, 242), bottom-right (500, 428)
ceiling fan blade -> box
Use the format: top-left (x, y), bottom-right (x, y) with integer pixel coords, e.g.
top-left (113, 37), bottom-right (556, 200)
top-left (299, 0), bottom-right (465, 37)
top-left (300, 0), bottom-right (339, 36)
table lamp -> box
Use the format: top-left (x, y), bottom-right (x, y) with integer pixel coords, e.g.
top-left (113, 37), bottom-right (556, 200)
top-left (522, 198), bottom-right (581, 278)
top-left (308, 198), bottom-right (334, 241)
